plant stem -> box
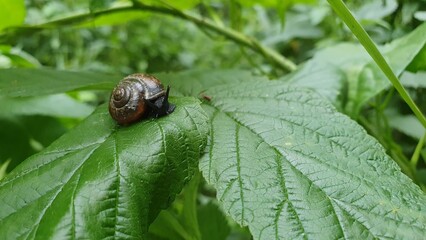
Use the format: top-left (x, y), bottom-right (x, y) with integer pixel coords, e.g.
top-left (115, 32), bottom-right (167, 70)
top-left (1, 3), bottom-right (297, 72)
top-left (327, 0), bottom-right (426, 129)
top-left (411, 133), bottom-right (426, 168)
top-left (131, 2), bottom-right (296, 72)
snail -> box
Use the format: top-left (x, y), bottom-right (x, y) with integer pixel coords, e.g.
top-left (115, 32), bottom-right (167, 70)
top-left (109, 73), bottom-right (175, 125)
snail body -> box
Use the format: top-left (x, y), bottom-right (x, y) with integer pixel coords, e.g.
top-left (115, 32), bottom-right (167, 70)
top-left (109, 73), bottom-right (175, 125)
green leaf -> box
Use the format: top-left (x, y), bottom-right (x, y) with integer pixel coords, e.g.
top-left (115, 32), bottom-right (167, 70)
top-left (0, 159), bottom-right (10, 180)
top-left (0, 116), bottom-right (67, 172)
top-left (78, 10), bottom-right (149, 28)
top-left (293, 23), bottom-right (426, 118)
top-left (89, 0), bottom-right (116, 12)
top-left (196, 79), bottom-right (426, 239)
top-left (280, 42), bottom-right (368, 108)
top-left (234, 0), bottom-right (316, 8)
top-left (407, 45), bottom-right (426, 72)
top-left (263, 10), bottom-right (324, 44)
top-left (19, 116), bottom-right (68, 151)
top-left (0, 0), bottom-right (25, 31)
top-left (388, 114), bottom-right (426, 140)
top-left (156, 69), bottom-right (267, 97)
top-left (344, 22), bottom-right (426, 117)
top-left (148, 210), bottom-right (190, 240)
top-left (27, 2), bottom-right (150, 28)
top-left (281, 51), bottom-right (346, 106)
top-left (414, 11), bottom-right (426, 21)
top-left (197, 202), bottom-right (231, 240)
top-left (417, 169), bottom-right (426, 187)
top-left (328, 0), bottom-right (426, 127)
top-left (0, 118), bottom-right (34, 170)
top-left (152, 0), bottom-right (200, 9)
top-left (149, 172), bottom-right (203, 240)
top-left (0, 68), bottom-right (118, 97)
top-left (0, 97), bottom-right (209, 239)
top-left (354, 0), bottom-right (398, 20)
top-left (0, 45), bottom-right (40, 68)
top-left (0, 94), bottom-right (94, 118)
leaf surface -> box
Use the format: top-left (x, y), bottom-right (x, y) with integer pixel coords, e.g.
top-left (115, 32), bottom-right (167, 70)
top-left (0, 68), bottom-right (118, 97)
top-left (194, 78), bottom-right (426, 239)
top-left (157, 69), bottom-right (266, 97)
top-left (0, 97), bottom-right (208, 239)
top-left (0, 94), bottom-right (94, 118)
top-left (281, 55), bottom-right (345, 106)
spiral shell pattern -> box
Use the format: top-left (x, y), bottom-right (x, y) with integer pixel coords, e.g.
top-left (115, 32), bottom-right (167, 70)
top-left (109, 78), bottom-right (147, 125)
top-left (109, 74), bottom-right (167, 125)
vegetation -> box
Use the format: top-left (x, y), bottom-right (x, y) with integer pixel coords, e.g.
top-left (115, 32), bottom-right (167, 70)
top-left (0, 0), bottom-right (425, 239)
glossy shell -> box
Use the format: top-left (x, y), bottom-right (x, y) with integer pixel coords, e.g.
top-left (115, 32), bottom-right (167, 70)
top-left (109, 74), bottom-right (166, 125)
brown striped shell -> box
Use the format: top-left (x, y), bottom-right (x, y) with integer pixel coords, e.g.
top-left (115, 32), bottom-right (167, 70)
top-left (108, 74), bottom-right (166, 125)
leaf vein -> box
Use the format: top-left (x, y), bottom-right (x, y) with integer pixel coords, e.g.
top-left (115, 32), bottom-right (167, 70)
top-left (112, 134), bottom-right (121, 239)
top-left (26, 147), bottom-right (98, 239)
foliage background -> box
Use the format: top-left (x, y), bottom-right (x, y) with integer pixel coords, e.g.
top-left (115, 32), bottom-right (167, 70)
top-left (0, 0), bottom-right (426, 239)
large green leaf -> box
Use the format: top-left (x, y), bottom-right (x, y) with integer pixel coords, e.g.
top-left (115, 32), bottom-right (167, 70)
top-left (0, 68), bottom-right (118, 97)
top-left (2, 67), bottom-right (426, 239)
top-left (0, 0), bottom-right (25, 31)
top-left (153, 71), bottom-right (426, 239)
top-left (0, 94), bottom-right (94, 118)
top-left (157, 69), bottom-right (267, 97)
top-left (0, 97), bottom-right (209, 239)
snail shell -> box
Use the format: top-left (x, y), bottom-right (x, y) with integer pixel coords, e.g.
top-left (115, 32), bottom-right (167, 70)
top-left (109, 74), bottom-right (171, 125)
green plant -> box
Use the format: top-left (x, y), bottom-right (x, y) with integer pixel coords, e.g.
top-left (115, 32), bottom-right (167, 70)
top-left (0, 0), bottom-right (425, 239)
